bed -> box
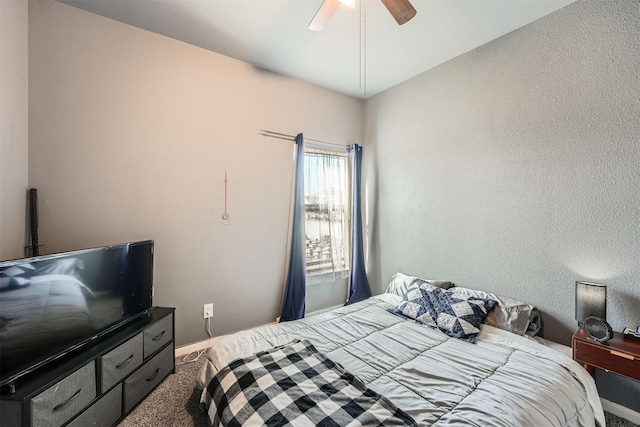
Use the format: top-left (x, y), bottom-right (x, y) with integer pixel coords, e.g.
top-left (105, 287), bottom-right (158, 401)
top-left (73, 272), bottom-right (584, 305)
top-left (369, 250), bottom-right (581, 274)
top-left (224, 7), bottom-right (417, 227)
top-left (197, 274), bottom-right (605, 427)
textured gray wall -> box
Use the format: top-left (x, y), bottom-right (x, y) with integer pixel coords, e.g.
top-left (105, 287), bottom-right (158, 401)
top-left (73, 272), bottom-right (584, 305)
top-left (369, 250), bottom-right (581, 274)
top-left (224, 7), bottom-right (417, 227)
top-left (364, 0), bottom-right (639, 410)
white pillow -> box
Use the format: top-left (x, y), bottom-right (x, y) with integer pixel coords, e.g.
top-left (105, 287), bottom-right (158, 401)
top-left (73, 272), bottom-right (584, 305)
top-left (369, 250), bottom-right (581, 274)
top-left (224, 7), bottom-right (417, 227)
top-left (448, 287), bottom-right (540, 336)
top-left (385, 272), bottom-right (453, 296)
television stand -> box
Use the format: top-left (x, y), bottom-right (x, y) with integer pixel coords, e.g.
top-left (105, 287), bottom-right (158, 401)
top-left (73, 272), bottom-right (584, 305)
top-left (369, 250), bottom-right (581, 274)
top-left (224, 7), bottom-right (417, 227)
top-left (0, 307), bottom-right (175, 427)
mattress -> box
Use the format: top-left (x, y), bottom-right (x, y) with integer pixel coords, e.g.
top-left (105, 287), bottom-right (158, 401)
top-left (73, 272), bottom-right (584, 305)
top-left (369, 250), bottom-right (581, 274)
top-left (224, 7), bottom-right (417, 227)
top-left (198, 293), bottom-right (605, 427)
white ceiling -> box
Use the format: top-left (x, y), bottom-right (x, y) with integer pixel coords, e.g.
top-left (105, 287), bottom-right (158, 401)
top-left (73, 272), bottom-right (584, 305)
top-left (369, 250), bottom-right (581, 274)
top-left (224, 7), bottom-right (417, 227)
top-left (57, 0), bottom-right (575, 99)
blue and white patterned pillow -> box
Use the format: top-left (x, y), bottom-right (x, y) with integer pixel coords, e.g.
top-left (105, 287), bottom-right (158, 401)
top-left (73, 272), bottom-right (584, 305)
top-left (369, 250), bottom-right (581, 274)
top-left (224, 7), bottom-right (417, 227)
top-left (389, 285), bottom-right (497, 343)
top-left (387, 279), bottom-right (440, 327)
top-left (0, 264), bottom-right (35, 291)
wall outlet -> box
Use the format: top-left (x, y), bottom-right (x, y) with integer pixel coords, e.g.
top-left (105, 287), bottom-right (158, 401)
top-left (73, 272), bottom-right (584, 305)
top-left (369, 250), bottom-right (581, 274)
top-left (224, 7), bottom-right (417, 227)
top-left (203, 303), bottom-right (213, 319)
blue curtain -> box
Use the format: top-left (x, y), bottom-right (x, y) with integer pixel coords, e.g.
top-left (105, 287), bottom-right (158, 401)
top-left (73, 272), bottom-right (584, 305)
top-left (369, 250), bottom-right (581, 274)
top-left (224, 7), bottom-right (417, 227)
top-left (346, 144), bottom-right (372, 305)
top-left (280, 134), bottom-right (307, 321)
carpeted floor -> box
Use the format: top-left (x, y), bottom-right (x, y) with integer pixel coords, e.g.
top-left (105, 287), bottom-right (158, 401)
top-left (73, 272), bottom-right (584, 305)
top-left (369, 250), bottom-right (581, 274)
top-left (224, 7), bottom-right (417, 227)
top-left (119, 356), bottom-right (638, 426)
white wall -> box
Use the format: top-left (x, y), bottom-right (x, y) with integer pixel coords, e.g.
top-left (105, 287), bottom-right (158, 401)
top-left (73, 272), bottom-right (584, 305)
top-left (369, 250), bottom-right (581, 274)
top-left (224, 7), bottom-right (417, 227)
top-left (0, 0), bottom-right (28, 260)
top-left (365, 0), bottom-right (640, 344)
top-left (28, 0), bottom-right (363, 346)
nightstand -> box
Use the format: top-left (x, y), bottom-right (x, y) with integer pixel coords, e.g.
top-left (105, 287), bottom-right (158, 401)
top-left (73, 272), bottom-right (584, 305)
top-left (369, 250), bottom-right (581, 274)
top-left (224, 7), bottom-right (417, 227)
top-left (572, 328), bottom-right (640, 381)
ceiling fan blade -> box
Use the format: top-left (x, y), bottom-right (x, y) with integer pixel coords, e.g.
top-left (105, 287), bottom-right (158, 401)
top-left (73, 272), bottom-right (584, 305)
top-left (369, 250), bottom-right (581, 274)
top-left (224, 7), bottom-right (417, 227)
top-left (380, 0), bottom-right (417, 25)
top-left (309, 0), bottom-right (340, 31)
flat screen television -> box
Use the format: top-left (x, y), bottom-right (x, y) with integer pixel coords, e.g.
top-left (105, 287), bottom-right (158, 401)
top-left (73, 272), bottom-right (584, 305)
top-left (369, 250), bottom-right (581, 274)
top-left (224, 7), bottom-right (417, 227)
top-left (0, 240), bottom-right (153, 389)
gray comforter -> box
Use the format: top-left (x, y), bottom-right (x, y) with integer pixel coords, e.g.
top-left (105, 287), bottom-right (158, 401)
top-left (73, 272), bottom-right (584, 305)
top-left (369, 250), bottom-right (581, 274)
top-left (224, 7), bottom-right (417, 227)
top-left (198, 294), bottom-right (604, 427)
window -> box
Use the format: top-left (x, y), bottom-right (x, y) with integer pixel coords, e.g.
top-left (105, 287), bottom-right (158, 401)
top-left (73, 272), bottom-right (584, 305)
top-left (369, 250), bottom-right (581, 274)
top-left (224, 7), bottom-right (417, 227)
top-left (303, 148), bottom-right (351, 285)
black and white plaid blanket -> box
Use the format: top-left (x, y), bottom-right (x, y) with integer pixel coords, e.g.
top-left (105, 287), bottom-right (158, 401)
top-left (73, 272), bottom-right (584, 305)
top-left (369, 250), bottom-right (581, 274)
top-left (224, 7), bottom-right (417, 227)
top-left (203, 339), bottom-right (417, 427)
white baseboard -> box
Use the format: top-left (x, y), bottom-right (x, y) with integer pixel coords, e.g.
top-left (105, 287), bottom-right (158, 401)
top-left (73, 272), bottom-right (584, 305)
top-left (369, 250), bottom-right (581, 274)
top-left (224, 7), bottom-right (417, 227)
top-left (601, 398), bottom-right (640, 425)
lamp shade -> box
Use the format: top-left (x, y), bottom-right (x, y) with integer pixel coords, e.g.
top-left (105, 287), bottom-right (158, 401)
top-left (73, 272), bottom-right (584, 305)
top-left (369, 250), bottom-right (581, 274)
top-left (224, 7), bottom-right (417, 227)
top-left (575, 281), bottom-right (607, 327)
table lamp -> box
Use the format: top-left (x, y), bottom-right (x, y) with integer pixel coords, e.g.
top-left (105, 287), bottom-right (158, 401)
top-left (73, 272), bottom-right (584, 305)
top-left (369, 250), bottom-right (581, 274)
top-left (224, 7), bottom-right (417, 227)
top-left (575, 281), bottom-right (611, 342)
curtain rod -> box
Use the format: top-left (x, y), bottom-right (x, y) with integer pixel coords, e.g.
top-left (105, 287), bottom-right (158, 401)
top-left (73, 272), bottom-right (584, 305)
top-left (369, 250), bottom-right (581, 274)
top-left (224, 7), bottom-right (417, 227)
top-left (258, 130), bottom-right (350, 148)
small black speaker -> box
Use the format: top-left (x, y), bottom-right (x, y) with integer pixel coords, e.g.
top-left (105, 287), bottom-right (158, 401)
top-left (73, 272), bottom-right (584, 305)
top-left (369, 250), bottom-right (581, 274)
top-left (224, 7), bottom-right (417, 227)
top-left (584, 316), bottom-right (613, 343)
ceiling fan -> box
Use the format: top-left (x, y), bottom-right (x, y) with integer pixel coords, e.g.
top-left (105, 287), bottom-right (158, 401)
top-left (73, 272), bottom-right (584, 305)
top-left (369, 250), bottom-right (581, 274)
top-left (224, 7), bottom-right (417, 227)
top-left (309, 0), bottom-right (417, 31)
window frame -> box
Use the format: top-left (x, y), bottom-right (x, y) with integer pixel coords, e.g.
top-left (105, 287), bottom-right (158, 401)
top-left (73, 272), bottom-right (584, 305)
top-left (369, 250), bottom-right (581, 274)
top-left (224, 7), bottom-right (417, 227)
top-left (302, 146), bottom-right (352, 286)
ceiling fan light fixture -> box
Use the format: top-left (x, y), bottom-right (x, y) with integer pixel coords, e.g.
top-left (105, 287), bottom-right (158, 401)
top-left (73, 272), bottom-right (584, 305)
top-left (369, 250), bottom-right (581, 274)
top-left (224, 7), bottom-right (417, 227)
top-left (310, 0), bottom-right (416, 32)
top-left (309, 0), bottom-right (340, 31)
